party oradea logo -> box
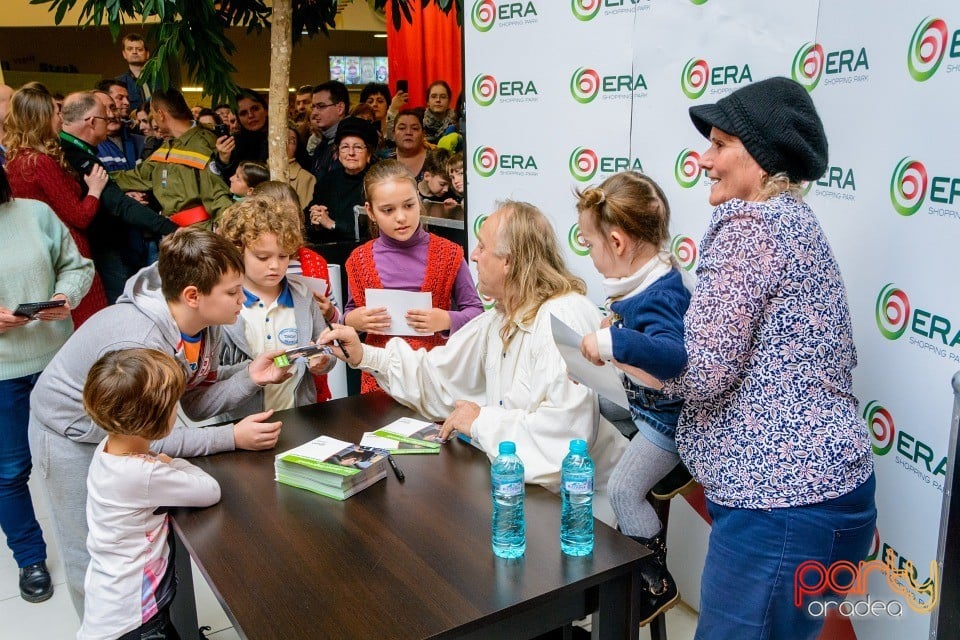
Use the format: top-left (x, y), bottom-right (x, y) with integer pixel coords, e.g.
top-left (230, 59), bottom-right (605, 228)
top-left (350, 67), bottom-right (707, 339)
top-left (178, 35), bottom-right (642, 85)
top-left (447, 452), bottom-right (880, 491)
top-left (680, 57), bottom-right (752, 99)
top-left (571, 0), bottom-right (653, 22)
top-left (569, 66), bottom-right (648, 104)
top-left (795, 527), bottom-right (939, 619)
top-left (471, 145), bottom-right (538, 178)
top-left (568, 146), bottom-right (642, 183)
top-left (906, 16), bottom-right (960, 82)
top-left (669, 234), bottom-right (697, 272)
top-left (790, 41), bottom-right (869, 92)
top-left (471, 0), bottom-right (539, 32)
top-left (890, 156), bottom-right (960, 220)
top-left (471, 73), bottom-right (538, 107)
top-left (876, 283), bottom-right (960, 363)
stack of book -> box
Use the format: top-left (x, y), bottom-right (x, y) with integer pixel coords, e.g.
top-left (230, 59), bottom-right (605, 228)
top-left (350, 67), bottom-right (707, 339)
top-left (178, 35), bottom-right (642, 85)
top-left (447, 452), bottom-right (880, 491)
top-left (360, 417), bottom-right (444, 455)
top-left (275, 435), bottom-right (387, 500)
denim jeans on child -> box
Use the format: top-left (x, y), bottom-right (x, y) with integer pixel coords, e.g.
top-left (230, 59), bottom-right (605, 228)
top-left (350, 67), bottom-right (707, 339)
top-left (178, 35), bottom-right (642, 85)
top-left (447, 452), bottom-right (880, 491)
top-left (695, 473), bottom-right (876, 640)
top-left (0, 373), bottom-right (47, 568)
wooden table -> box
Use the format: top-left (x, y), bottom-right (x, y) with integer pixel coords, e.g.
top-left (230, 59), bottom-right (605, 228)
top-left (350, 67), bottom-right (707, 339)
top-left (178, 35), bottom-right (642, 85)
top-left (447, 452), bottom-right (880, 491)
top-left (169, 393), bottom-right (646, 639)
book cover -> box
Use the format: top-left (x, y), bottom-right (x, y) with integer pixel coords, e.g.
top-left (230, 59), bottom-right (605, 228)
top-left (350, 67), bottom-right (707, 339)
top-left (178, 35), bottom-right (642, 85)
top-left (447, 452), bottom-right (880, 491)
top-left (275, 436), bottom-right (387, 499)
top-left (360, 432), bottom-right (439, 455)
top-left (373, 417), bottom-right (444, 449)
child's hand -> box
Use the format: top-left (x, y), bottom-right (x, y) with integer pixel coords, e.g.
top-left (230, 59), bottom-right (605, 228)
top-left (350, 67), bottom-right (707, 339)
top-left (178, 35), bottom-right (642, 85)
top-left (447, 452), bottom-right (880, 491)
top-left (234, 409), bottom-right (282, 450)
top-left (580, 332), bottom-right (604, 366)
top-left (345, 306), bottom-right (391, 334)
top-left (600, 315), bottom-right (613, 329)
top-left (405, 308), bottom-right (450, 334)
top-left (248, 349), bottom-right (295, 386)
top-left (157, 453), bottom-right (173, 464)
top-left (312, 291), bottom-right (337, 322)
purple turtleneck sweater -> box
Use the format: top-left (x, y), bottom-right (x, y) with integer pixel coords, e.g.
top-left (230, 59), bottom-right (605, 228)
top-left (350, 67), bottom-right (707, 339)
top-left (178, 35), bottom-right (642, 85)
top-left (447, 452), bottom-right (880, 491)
top-left (344, 227), bottom-right (484, 334)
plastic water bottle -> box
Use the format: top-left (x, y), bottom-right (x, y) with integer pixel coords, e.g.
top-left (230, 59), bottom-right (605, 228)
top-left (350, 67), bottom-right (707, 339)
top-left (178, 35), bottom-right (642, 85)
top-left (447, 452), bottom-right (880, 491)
top-left (491, 441), bottom-right (525, 558)
top-left (561, 439), bottom-right (594, 556)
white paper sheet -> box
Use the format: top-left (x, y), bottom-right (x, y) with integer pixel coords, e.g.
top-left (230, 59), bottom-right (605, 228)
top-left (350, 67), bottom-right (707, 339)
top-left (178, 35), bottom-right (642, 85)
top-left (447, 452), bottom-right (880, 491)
top-left (550, 314), bottom-right (630, 411)
top-left (365, 289), bottom-right (433, 336)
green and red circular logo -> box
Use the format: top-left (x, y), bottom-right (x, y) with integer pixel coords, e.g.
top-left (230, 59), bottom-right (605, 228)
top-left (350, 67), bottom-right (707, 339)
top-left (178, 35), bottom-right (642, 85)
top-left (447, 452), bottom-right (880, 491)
top-left (472, 74), bottom-right (497, 107)
top-left (570, 67), bottom-right (601, 104)
top-left (875, 284), bottom-right (911, 341)
top-left (889, 157), bottom-right (928, 216)
top-left (571, 0), bottom-right (601, 21)
top-left (568, 223), bottom-right (590, 256)
top-left (472, 214), bottom-right (489, 238)
top-left (791, 42), bottom-right (825, 92)
top-left (863, 400), bottom-right (896, 456)
top-left (681, 58), bottom-right (710, 99)
top-left (801, 180), bottom-right (813, 197)
top-left (472, 146), bottom-right (498, 178)
top-left (471, 0), bottom-right (497, 32)
top-left (568, 147), bottom-right (599, 182)
top-left (670, 235), bottom-right (698, 271)
top-left (674, 149), bottom-right (702, 188)
top-left (907, 17), bottom-right (948, 82)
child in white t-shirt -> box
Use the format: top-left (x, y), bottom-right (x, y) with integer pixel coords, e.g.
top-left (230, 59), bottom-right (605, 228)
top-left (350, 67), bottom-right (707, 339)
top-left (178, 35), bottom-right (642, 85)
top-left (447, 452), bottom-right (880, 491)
top-left (77, 349), bottom-right (221, 640)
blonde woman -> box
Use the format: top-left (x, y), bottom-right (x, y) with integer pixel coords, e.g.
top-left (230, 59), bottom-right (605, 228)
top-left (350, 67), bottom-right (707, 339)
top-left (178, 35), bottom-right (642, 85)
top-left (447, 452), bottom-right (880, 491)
top-left (3, 84), bottom-right (107, 326)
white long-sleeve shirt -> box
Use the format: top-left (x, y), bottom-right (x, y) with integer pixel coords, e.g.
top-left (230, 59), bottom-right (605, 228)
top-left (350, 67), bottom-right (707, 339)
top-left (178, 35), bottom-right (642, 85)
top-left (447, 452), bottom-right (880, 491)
top-left (78, 440), bottom-right (221, 640)
top-left (359, 293), bottom-right (626, 495)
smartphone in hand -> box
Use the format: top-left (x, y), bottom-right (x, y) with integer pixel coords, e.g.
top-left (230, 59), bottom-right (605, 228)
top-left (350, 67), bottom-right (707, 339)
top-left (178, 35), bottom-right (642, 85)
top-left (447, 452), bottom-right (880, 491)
top-left (13, 299), bottom-right (67, 318)
top-left (396, 79), bottom-right (408, 94)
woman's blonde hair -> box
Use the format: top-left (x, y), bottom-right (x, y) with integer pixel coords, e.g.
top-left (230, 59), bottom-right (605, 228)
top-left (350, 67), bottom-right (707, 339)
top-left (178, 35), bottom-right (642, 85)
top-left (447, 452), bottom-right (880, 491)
top-left (216, 195), bottom-right (304, 255)
top-left (1, 85), bottom-right (68, 171)
top-left (757, 171), bottom-right (805, 200)
top-left (575, 171), bottom-right (671, 254)
top-left (493, 200), bottom-right (586, 342)
top-left (83, 349), bottom-right (186, 441)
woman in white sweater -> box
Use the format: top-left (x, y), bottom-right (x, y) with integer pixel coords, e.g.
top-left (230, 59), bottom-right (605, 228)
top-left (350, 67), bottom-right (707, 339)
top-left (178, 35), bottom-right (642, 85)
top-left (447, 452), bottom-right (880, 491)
top-left (0, 164), bottom-right (94, 603)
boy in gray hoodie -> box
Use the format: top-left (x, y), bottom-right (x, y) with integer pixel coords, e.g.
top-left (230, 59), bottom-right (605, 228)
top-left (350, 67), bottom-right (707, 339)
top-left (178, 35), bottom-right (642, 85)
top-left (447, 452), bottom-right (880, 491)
top-left (28, 228), bottom-right (294, 615)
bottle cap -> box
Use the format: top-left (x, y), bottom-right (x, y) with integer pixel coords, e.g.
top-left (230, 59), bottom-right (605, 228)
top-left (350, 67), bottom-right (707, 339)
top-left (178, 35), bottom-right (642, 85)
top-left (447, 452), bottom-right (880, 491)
top-left (569, 439), bottom-right (588, 454)
top-left (498, 441), bottom-right (516, 455)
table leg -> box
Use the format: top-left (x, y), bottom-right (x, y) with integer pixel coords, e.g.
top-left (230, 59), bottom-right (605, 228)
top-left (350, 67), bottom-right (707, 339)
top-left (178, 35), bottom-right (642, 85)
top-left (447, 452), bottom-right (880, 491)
top-left (594, 569), bottom-right (641, 640)
top-left (170, 531), bottom-right (200, 640)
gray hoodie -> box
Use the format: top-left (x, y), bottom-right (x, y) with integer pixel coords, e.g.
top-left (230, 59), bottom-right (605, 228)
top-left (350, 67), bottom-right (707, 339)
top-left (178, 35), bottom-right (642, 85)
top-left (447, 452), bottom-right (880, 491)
top-left (29, 263), bottom-right (264, 613)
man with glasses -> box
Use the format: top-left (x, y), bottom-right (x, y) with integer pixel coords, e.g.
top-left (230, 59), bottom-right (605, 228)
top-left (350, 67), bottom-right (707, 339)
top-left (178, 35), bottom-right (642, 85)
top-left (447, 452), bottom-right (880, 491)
top-left (93, 83), bottom-right (144, 172)
top-left (307, 81), bottom-right (349, 182)
top-left (59, 91), bottom-right (177, 301)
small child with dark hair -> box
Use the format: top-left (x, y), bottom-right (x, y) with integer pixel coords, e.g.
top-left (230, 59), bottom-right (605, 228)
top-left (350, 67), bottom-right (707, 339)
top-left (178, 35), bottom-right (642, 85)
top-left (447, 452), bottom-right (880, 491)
top-left (229, 160), bottom-right (270, 198)
top-left (417, 149), bottom-right (458, 204)
top-left (77, 348), bottom-right (221, 640)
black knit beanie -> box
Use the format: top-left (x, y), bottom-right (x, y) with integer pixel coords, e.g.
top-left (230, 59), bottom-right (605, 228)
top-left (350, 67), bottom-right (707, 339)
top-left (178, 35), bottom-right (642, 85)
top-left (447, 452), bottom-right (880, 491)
top-left (335, 116), bottom-right (379, 152)
top-left (688, 76), bottom-right (828, 182)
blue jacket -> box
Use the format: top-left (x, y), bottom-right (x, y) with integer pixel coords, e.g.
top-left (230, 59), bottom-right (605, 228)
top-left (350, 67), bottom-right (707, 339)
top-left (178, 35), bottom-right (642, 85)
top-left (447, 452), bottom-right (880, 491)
top-left (97, 129), bottom-right (145, 172)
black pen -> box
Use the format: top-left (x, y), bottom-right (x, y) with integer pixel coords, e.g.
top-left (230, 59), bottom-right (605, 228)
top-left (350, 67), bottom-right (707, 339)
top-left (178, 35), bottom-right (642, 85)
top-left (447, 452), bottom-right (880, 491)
top-left (322, 315), bottom-right (351, 361)
top-left (386, 454), bottom-right (405, 482)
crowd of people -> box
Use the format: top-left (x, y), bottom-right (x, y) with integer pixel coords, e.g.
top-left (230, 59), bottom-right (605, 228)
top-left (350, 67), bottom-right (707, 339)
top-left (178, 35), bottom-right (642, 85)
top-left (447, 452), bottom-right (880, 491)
top-left (0, 28), bottom-right (876, 640)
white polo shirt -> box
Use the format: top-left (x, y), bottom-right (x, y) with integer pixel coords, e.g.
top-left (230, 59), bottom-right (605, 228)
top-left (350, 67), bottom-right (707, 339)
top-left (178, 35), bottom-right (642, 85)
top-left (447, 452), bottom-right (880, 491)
top-left (242, 282), bottom-right (300, 411)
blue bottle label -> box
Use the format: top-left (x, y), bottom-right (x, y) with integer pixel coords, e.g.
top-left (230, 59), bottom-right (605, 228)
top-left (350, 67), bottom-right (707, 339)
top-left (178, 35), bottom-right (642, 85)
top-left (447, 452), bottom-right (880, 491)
top-left (494, 480), bottom-right (523, 497)
top-left (563, 479), bottom-right (593, 494)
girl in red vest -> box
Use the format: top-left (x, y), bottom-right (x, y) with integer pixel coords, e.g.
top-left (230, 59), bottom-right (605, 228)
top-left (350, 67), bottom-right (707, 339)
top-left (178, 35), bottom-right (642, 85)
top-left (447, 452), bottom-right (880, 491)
top-left (344, 160), bottom-right (483, 393)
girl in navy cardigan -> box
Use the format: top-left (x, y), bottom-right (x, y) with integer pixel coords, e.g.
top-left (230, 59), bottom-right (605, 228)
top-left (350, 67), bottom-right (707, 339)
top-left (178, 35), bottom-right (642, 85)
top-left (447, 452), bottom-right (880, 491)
top-left (576, 171), bottom-right (690, 626)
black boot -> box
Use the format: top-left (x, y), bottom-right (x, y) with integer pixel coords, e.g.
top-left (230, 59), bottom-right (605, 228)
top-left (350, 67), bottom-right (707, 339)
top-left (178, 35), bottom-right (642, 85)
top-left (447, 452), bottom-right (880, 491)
top-left (19, 561), bottom-right (53, 603)
top-left (650, 461), bottom-right (698, 501)
top-left (629, 529), bottom-right (679, 626)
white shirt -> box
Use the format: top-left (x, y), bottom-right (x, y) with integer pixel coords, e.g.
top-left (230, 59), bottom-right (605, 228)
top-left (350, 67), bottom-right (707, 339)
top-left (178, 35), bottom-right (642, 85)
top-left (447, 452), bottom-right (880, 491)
top-left (241, 288), bottom-right (300, 411)
top-left (359, 293), bottom-right (626, 496)
top-left (78, 440), bottom-right (221, 640)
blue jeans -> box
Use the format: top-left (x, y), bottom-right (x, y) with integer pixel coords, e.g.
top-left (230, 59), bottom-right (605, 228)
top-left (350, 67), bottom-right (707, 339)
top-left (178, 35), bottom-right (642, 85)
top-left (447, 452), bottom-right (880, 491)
top-left (695, 474), bottom-right (876, 640)
top-left (0, 373), bottom-right (46, 568)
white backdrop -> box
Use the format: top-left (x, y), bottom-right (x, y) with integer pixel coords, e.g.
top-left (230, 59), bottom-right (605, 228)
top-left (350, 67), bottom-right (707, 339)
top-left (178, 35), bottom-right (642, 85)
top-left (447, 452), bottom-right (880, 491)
top-left (465, 1), bottom-right (960, 637)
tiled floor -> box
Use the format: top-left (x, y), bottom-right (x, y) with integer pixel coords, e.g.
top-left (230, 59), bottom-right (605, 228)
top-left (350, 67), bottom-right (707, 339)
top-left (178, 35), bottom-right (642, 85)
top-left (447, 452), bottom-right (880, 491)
top-left (0, 476), bottom-right (699, 639)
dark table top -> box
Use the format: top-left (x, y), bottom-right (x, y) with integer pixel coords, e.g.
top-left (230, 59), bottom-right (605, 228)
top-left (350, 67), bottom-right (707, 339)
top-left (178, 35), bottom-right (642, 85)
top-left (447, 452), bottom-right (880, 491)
top-left (171, 393), bottom-right (645, 640)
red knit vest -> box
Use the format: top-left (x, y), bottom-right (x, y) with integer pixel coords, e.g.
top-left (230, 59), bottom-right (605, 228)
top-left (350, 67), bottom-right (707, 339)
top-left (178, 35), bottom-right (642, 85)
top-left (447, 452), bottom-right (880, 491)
top-left (346, 234), bottom-right (463, 394)
top-left (297, 247), bottom-right (332, 402)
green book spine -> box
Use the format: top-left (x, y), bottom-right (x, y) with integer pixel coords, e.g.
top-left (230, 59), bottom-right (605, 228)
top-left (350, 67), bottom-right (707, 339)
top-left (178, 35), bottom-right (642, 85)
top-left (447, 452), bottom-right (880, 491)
top-left (373, 430), bottom-right (442, 449)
